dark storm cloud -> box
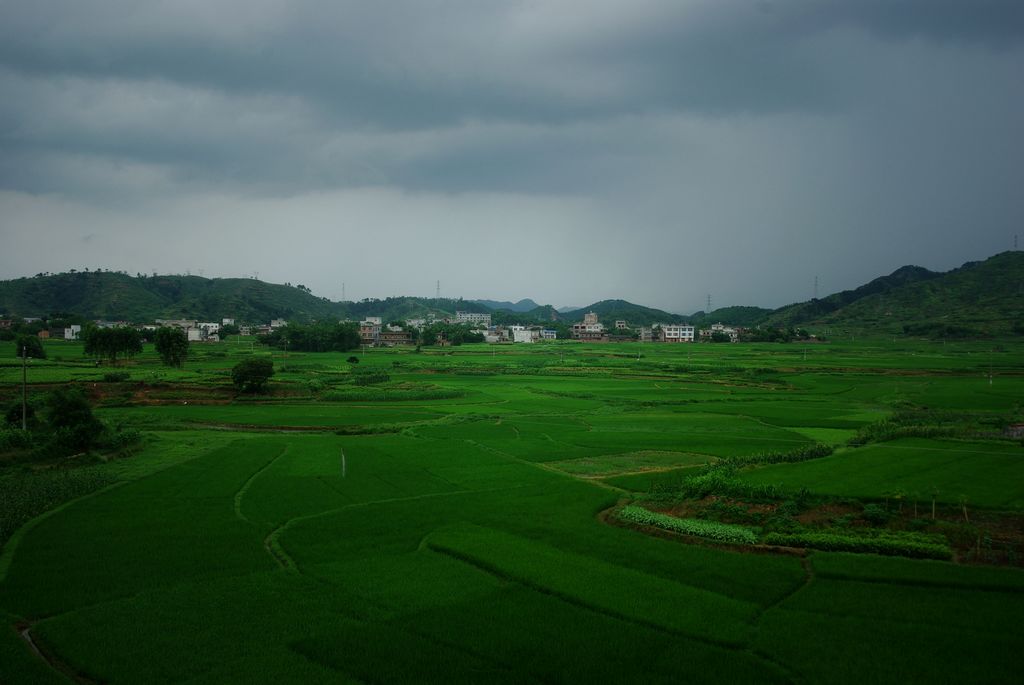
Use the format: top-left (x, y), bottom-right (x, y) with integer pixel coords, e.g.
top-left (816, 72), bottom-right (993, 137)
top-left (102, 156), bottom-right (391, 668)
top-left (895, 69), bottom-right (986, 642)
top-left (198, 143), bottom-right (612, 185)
top-left (1, 1), bottom-right (1023, 311)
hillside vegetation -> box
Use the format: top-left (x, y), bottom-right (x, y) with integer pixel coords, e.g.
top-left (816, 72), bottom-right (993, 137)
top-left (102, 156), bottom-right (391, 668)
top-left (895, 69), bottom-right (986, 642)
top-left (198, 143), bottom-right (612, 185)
top-left (2, 251), bottom-right (1022, 333)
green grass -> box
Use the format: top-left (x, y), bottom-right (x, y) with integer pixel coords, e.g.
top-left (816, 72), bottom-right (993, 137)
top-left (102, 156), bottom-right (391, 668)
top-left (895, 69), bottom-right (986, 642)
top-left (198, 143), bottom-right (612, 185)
top-left (1, 338), bottom-right (1022, 683)
top-left (739, 438), bottom-right (1024, 508)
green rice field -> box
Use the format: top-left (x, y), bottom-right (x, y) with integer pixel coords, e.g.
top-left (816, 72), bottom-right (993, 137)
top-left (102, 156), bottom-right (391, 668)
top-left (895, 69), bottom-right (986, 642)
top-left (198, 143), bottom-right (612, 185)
top-left (0, 337), bottom-right (1022, 683)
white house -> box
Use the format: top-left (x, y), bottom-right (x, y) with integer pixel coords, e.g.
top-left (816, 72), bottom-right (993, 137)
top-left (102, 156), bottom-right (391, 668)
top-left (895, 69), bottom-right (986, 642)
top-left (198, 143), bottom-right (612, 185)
top-left (512, 329), bottom-right (536, 343)
top-left (64, 324), bottom-right (82, 340)
top-left (659, 324), bottom-right (695, 343)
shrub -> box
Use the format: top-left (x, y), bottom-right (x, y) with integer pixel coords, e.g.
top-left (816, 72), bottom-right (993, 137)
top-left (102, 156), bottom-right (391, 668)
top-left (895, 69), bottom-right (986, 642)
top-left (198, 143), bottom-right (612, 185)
top-left (862, 503), bottom-right (890, 525)
top-left (4, 401), bottom-right (37, 430)
top-left (352, 372), bottom-right (390, 386)
top-left (44, 388), bottom-right (104, 451)
top-left (650, 468), bottom-right (780, 502)
top-left (102, 371), bottom-right (131, 382)
top-left (618, 505), bottom-right (757, 544)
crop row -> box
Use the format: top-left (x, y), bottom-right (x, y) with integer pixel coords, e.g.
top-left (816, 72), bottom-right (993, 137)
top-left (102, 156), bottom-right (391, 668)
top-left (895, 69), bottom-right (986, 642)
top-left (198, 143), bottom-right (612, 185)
top-left (725, 443), bottom-right (834, 467)
top-left (618, 505), bottom-right (757, 544)
top-left (0, 468), bottom-right (117, 550)
top-left (762, 532), bottom-right (952, 560)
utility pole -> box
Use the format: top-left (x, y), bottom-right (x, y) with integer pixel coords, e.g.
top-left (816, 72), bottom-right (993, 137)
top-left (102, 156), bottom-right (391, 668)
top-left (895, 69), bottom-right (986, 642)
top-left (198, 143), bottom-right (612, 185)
top-left (21, 345), bottom-right (27, 431)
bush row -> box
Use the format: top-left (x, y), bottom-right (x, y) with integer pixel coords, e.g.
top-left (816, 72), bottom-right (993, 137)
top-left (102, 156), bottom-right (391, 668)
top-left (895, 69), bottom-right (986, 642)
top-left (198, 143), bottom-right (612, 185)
top-left (323, 388), bottom-right (465, 402)
top-left (650, 469), bottom-right (780, 502)
top-left (761, 532), bottom-right (952, 560)
top-left (618, 505), bottom-right (757, 544)
top-left (725, 443), bottom-right (833, 467)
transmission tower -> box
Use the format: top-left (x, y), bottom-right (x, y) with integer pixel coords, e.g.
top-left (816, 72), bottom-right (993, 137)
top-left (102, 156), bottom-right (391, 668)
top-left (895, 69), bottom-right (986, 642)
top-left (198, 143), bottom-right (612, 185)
top-left (814, 275), bottom-right (819, 299)
top-left (436, 280), bottom-right (441, 299)
top-left (706, 294), bottom-right (711, 312)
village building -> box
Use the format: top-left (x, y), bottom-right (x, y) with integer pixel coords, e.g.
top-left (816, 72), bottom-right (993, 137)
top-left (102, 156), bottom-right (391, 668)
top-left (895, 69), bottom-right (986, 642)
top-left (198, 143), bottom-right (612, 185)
top-left (699, 323), bottom-right (742, 342)
top-left (571, 311), bottom-right (608, 341)
top-left (658, 324), bottom-right (696, 343)
top-left (359, 321), bottom-right (381, 346)
top-left (379, 329), bottom-right (413, 346)
top-left (455, 311), bottom-right (491, 327)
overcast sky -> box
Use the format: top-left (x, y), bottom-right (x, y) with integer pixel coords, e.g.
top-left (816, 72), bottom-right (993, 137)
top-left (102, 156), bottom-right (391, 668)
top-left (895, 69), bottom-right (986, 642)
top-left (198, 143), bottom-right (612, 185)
top-left (1, 1), bottom-right (1022, 313)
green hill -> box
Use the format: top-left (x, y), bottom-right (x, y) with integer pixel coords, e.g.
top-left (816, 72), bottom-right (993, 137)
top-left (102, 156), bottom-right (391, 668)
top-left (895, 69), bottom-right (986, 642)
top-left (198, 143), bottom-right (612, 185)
top-left (764, 265), bottom-right (940, 329)
top-left (690, 306), bottom-right (773, 327)
top-left (559, 300), bottom-right (687, 325)
top-left (762, 252), bottom-right (1024, 335)
top-left (814, 252), bottom-right (1024, 335)
top-left (0, 271), bottom-right (344, 323)
top-left (0, 272), bottom-right (500, 325)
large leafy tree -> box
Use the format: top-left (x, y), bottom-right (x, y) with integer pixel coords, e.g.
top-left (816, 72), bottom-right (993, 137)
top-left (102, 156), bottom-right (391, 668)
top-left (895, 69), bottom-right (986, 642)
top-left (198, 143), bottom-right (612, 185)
top-left (231, 357), bottom-right (275, 393)
top-left (14, 334), bottom-right (46, 359)
top-left (154, 327), bottom-right (189, 367)
top-left (44, 387), bottom-right (104, 450)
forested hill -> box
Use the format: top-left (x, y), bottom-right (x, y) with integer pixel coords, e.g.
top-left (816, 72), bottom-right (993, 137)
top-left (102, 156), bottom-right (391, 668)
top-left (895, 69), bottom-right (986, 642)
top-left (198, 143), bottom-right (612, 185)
top-left (763, 265), bottom-right (941, 328)
top-left (558, 300), bottom-right (688, 325)
top-left (0, 272), bottom-right (345, 322)
top-left (0, 272), bottom-right (494, 324)
top-left (807, 251), bottom-right (1024, 335)
top-left (2, 251), bottom-right (1021, 332)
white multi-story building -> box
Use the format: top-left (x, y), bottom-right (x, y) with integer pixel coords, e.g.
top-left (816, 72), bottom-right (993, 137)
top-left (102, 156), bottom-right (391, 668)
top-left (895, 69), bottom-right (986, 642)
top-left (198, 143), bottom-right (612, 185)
top-left (363, 316), bottom-right (383, 326)
top-left (659, 324), bottom-right (695, 343)
top-left (455, 311), bottom-right (491, 326)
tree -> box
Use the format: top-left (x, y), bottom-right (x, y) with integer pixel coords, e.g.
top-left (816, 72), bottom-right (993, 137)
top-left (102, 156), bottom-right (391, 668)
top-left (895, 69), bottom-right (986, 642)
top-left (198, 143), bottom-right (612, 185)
top-left (44, 387), bottom-right (104, 450)
top-left (220, 323), bottom-right (240, 336)
top-left (231, 357), bottom-right (274, 393)
top-left (154, 327), bottom-right (190, 367)
top-left (83, 326), bottom-right (143, 365)
top-left (15, 334), bottom-right (46, 359)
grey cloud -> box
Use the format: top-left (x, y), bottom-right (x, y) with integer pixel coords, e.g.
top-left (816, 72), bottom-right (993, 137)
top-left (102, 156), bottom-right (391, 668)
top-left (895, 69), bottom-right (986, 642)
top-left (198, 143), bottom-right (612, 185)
top-left (1, 1), bottom-right (1022, 311)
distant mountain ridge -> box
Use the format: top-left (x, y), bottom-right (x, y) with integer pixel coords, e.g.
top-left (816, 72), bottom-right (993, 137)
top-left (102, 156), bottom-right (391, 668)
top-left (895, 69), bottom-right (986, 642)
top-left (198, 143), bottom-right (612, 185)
top-left (471, 298), bottom-right (541, 312)
top-left (2, 252), bottom-right (1021, 334)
